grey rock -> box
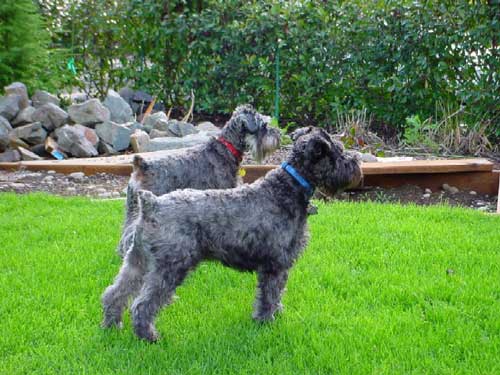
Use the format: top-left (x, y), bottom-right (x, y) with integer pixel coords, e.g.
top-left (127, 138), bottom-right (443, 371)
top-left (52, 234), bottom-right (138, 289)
top-left (143, 112), bottom-right (168, 133)
top-left (422, 193), bottom-right (431, 199)
top-left (477, 206), bottom-right (489, 212)
top-left (47, 170), bottom-right (56, 174)
top-left (96, 187), bottom-right (107, 194)
top-left (149, 129), bottom-right (170, 139)
top-left (18, 146), bottom-right (42, 160)
top-left (130, 129), bottom-right (150, 153)
top-left (32, 90), bottom-right (60, 108)
top-left (98, 192), bottom-right (112, 199)
top-left (361, 153), bottom-right (378, 163)
top-left (98, 141), bottom-right (118, 155)
top-left (68, 99), bottom-right (110, 126)
top-left (0, 95), bottom-right (21, 120)
top-left (43, 175), bottom-right (54, 182)
top-left (469, 191), bottom-right (477, 196)
top-left (166, 120), bottom-right (198, 137)
top-left (70, 92), bottom-right (88, 104)
top-left (32, 103), bottom-right (69, 131)
top-left (145, 133), bottom-right (211, 152)
top-left (442, 183), bottom-right (459, 194)
top-left (0, 149), bottom-right (21, 162)
top-left (72, 124), bottom-right (99, 147)
top-left (0, 116), bottom-right (13, 151)
top-left (69, 172), bottom-right (86, 181)
top-left (424, 188), bottom-right (432, 194)
top-left (12, 106), bottom-right (36, 126)
top-left (95, 121), bottom-right (132, 151)
top-left (55, 125), bottom-right (99, 157)
top-left (11, 122), bottom-right (47, 145)
top-left (5, 82), bottom-right (29, 109)
top-left (103, 89), bottom-right (134, 124)
top-left (123, 121), bottom-right (143, 132)
top-left (196, 121), bottom-right (219, 132)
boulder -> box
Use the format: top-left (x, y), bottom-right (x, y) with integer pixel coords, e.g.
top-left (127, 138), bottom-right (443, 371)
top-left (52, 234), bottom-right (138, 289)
top-left (11, 122), bottom-right (47, 145)
top-left (0, 149), bottom-right (21, 162)
top-left (32, 90), bottom-right (60, 108)
top-left (98, 141), bottom-right (118, 155)
top-left (103, 89), bottom-right (134, 123)
top-left (123, 121), bottom-right (143, 132)
top-left (55, 125), bottom-right (99, 157)
top-left (143, 111), bottom-right (168, 133)
top-left (12, 106), bottom-right (36, 126)
top-left (146, 133), bottom-right (210, 152)
top-left (72, 124), bottom-right (99, 147)
top-left (130, 129), bottom-right (150, 153)
top-left (0, 95), bottom-right (21, 121)
top-left (149, 129), bottom-right (170, 139)
top-left (4, 82), bottom-right (29, 109)
top-left (166, 120), bottom-right (198, 137)
top-left (95, 121), bottom-right (132, 151)
top-left (0, 116), bottom-right (13, 151)
top-left (32, 103), bottom-right (69, 131)
top-left (18, 146), bottom-right (42, 160)
top-left (70, 92), bottom-right (88, 104)
top-left (68, 99), bottom-right (110, 126)
top-left (196, 121), bottom-right (219, 132)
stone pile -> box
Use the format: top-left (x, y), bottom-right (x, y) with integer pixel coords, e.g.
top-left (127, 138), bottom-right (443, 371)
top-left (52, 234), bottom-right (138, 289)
top-left (0, 83), bottom-right (220, 162)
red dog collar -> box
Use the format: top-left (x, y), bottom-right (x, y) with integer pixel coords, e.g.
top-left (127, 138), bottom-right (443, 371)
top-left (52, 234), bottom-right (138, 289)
top-left (218, 136), bottom-right (242, 162)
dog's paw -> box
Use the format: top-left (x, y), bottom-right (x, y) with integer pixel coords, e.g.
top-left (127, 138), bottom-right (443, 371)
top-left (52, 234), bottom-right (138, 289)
top-left (252, 312), bottom-right (276, 323)
top-left (134, 323), bottom-right (160, 343)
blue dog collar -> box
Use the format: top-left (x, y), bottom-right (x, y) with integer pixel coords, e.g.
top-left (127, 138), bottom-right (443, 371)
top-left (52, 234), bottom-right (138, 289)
top-left (281, 162), bottom-right (314, 197)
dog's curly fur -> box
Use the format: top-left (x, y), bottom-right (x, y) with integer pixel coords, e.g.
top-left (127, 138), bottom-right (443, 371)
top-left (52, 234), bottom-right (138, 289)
top-left (116, 104), bottom-right (281, 257)
top-left (102, 127), bottom-right (362, 342)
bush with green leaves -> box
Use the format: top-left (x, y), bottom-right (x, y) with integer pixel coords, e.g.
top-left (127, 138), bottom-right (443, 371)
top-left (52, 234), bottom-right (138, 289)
top-left (39, 0), bottom-right (499, 140)
top-left (0, 0), bottom-right (51, 90)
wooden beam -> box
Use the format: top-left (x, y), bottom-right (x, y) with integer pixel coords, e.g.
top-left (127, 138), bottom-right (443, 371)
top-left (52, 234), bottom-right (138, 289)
top-left (1, 159), bottom-right (498, 195)
top-left (362, 158), bottom-right (493, 175)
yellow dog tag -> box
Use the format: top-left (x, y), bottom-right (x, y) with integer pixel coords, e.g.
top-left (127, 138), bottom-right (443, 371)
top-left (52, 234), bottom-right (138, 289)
top-left (238, 168), bottom-right (246, 177)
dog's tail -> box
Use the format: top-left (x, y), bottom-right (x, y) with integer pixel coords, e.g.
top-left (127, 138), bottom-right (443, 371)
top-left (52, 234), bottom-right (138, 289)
top-left (137, 190), bottom-right (157, 217)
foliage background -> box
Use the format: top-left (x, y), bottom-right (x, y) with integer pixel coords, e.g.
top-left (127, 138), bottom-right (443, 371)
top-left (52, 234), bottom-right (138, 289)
top-left (17, 1), bottom-right (500, 139)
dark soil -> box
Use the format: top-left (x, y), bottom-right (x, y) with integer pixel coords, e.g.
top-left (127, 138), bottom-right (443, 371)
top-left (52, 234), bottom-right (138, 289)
top-left (1, 162), bottom-right (497, 213)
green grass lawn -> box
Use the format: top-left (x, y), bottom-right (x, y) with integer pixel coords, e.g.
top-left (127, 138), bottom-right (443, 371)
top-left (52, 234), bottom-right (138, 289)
top-left (1, 193), bottom-right (499, 374)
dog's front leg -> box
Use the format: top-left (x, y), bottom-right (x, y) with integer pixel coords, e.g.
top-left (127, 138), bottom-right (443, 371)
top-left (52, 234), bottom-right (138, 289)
top-left (252, 269), bottom-right (289, 322)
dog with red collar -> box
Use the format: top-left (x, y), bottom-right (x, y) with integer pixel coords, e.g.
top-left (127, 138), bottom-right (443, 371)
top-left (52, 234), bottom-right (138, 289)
top-left (116, 104), bottom-right (281, 258)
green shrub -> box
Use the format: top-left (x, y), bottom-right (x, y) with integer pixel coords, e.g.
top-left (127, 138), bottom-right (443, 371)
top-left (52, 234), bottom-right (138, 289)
top-left (0, 0), bottom-right (51, 90)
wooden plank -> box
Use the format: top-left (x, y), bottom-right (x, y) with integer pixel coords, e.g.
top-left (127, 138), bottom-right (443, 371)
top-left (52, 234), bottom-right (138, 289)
top-left (362, 158), bottom-right (493, 175)
top-left (1, 158), bottom-right (498, 195)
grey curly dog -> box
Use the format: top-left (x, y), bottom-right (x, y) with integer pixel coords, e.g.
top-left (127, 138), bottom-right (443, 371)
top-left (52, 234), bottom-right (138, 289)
top-left (102, 127), bottom-right (362, 342)
top-left (116, 104), bottom-right (281, 257)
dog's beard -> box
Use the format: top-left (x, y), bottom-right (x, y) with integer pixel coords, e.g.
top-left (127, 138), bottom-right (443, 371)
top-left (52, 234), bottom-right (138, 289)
top-left (245, 129), bottom-right (280, 163)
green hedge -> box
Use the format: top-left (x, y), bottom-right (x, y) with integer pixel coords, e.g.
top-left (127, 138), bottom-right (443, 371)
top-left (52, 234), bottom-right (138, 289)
top-left (43, 0), bottom-right (500, 136)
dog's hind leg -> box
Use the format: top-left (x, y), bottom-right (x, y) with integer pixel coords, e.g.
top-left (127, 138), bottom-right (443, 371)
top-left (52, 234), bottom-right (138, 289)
top-left (130, 259), bottom-right (192, 342)
top-left (253, 269), bottom-right (289, 322)
top-left (101, 243), bottom-right (148, 329)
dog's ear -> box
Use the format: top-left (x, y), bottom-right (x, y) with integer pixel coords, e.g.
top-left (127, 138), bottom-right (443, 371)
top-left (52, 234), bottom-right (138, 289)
top-left (290, 126), bottom-right (313, 141)
top-left (306, 136), bottom-right (331, 161)
top-left (137, 190), bottom-right (157, 213)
